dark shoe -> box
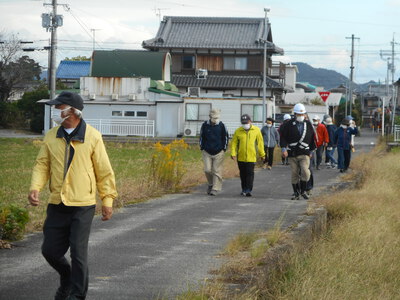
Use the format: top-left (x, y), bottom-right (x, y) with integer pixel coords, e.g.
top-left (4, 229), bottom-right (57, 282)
top-left (316, 165), bottom-right (320, 170)
top-left (299, 181), bottom-right (309, 200)
top-left (340, 169), bottom-right (344, 173)
top-left (301, 192), bottom-right (309, 200)
top-left (291, 192), bottom-right (300, 200)
top-left (207, 185), bottom-right (213, 195)
top-left (246, 192), bottom-right (252, 197)
top-left (240, 191), bottom-right (246, 196)
top-left (55, 287), bottom-right (70, 300)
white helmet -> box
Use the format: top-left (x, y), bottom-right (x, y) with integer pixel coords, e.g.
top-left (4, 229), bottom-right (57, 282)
top-left (283, 114), bottom-right (291, 120)
top-left (293, 103), bottom-right (306, 114)
top-left (312, 115), bottom-right (320, 120)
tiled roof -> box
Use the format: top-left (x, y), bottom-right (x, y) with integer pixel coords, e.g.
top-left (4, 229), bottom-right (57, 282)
top-left (172, 74), bottom-right (282, 89)
top-left (56, 60), bottom-right (90, 79)
top-left (143, 16), bottom-right (283, 54)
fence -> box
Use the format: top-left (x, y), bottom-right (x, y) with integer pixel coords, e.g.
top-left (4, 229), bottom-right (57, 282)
top-left (85, 119), bottom-right (155, 137)
top-left (394, 125), bottom-right (400, 142)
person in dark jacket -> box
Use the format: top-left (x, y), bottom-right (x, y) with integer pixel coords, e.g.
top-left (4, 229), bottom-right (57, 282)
top-left (199, 109), bottom-right (229, 196)
top-left (261, 118), bottom-right (280, 170)
top-left (334, 118), bottom-right (358, 173)
top-left (324, 117), bottom-right (338, 168)
top-left (280, 103), bottom-right (316, 200)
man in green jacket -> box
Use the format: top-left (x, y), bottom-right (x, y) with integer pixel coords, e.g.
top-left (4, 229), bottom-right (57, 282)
top-left (231, 114), bottom-right (265, 197)
top-left (28, 92), bottom-right (118, 300)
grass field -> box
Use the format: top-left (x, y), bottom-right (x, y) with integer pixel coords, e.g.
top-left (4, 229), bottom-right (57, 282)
top-left (0, 138), bottom-right (240, 233)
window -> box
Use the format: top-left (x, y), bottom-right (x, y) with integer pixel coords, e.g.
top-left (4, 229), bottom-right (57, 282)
top-left (136, 111), bottom-right (147, 117)
top-left (112, 111), bottom-right (122, 116)
top-left (124, 111), bottom-right (135, 117)
top-left (223, 57), bottom-right (247, 70)
top-left (183, 56), bottom-right (195, 69)
top-left (186, 103), bottom-right (211, 121)
top-left (241, 104), bottom-right (264, 122)
top-left (112, 110), bottom-right (147, 118)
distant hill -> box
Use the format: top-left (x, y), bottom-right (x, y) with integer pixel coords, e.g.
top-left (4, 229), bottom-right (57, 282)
top-left (293, 62), bottom-right (349, 90)
top-left (292, 62), bottom-right (379, 92)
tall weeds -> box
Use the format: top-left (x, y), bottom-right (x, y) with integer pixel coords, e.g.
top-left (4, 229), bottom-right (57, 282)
top-left (148, 139), bottom-right (188, 192)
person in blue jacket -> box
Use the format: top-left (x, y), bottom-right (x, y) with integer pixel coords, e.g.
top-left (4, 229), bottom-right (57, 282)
top-left (334, 118), bottom-right (358, 173)
top-left (199, 109), bottom-right (229, 196)
top-left (325, 117), bottom-right (338, 168)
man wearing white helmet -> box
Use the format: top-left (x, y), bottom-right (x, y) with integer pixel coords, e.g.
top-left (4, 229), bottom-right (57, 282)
top-left (279, 103), bottom-right (316, 200)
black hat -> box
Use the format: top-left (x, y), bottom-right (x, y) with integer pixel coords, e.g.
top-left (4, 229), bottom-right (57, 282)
top-left (241, 114), bottom-right (251, 124)
top-left (341, 118), bottom-right (350, 126)
top-left (46, 92), bottom-right (84, 111)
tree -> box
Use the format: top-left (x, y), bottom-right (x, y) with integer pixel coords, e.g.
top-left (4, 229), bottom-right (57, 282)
top-left (64, 55), bottom-right (91, 61)
top-left (17, 84), bottom-right (49, 132)
top-left (0, 32), bottom-right (41, 102)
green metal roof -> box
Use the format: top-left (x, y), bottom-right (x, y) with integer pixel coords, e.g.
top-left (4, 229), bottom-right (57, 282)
top-left (90, 50), bottom-right (168, 80)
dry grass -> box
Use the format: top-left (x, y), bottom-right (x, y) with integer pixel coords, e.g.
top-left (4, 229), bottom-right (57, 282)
top-left (177, 143), bottom-right (400, 300)
top-left (248, 144), bottom-right (400, 300)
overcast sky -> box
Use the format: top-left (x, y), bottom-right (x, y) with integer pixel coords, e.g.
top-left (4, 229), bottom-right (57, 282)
top-left (1, 0), bottom-right (400, 84)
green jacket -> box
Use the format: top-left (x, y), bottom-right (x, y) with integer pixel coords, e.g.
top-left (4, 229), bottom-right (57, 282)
top-left (30, 121), bottom-right (117, 207)
top-left (231, 125), bottom-right (265, 162)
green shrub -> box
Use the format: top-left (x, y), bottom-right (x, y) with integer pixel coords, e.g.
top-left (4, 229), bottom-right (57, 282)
top-left (0, 204), bottom-right (29, 241)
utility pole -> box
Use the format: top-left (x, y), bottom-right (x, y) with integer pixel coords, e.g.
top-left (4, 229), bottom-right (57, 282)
top-left (380, 34), bottom-right (398, 133)
top-left (262, 7), bottom-right (270, 126)
top-left (91, 29), bottom-right (101, 51)
top-left (42, 0), bottom-right (64, 129)
top-left (346, 34), bottom-right (360, 117)
top-left (49, 0), bottom-right (58, 101)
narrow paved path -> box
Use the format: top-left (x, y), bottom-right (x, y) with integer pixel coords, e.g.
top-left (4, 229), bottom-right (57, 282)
top-left (0, 130), bottom-right (377, 300)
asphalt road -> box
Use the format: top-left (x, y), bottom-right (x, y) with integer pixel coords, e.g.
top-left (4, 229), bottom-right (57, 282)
top-left (0, 129), bottom-right (378, 300)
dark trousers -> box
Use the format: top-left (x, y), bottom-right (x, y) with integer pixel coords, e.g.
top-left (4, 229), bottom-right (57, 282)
top-left (238, 161), bottom-right (255, 192)
top-left (263, 146), bottom-right (275, 166)
top-left (315, 145), bottom-right (324, 167)
top-left (42, 203), bottom-right (95, 300)
top-left (337, 147), bottom-right (351, 170)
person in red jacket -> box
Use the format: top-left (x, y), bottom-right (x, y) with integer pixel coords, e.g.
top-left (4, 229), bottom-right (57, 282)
top-left (312, 115), bottom-right (329, 170)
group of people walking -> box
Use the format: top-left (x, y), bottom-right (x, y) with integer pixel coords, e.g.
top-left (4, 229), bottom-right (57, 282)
top-left (27, 91), bottom-right (358, 299)
top-left (200, 103), bottom-right (358, 200)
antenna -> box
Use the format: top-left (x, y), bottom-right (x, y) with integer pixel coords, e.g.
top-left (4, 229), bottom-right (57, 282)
top-left (153, 7), bottom-right (170, 22)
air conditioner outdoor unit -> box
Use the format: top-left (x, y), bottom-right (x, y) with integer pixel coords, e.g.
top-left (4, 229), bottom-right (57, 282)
top-left (111, 94), bottom-right (119, 101)
top-left (128, 94), bottom-right (136, 101)
top-left (196, 68), bottom-right (208, 79)
top-left (188, 87), bottom-right (200, 97)
top-left (183, 125), bottom-right (197, 137)
top-left (89, 93), bottom-right (96, 100)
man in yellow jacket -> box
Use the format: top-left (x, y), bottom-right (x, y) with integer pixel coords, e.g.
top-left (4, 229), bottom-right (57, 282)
top-left (231, 114), bottom-right (265, 197)
top-left (28, 92), bottom-right (117, 300)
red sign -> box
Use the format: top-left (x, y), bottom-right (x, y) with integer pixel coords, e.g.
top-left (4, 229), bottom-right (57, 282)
top-left (318, 91), bottom-right (330, 102)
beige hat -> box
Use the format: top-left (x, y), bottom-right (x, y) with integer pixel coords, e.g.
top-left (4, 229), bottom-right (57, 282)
top-left (209, 109), bottom-right (221, 119)
top-left (325, 117), bottom-right (333, 125)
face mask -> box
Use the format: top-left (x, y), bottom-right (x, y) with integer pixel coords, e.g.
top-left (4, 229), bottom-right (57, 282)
top-left (266, 124), bottom-right (272, 128)
top-left (242, 123), bottom-right (251, 130)
top-left (52, 107), bottom-right (71, 125)
top-left (211, 118), bottom-right (219, 124)
top-left (313, 121), bottom-right (319, 126)
top-left (341, 125), bottom-right (348, 129)
top-left (296, 116), bottom-right (305, 122)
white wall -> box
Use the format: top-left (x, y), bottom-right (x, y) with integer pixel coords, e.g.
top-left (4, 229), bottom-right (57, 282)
top-left (156, 103), bottom-right (183, 137)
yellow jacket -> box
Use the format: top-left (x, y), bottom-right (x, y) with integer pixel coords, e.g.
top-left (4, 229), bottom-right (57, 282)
top-left (231, 125), bottom-right (265, 162)
top-left (30, 121), bottom-right (117, 207)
